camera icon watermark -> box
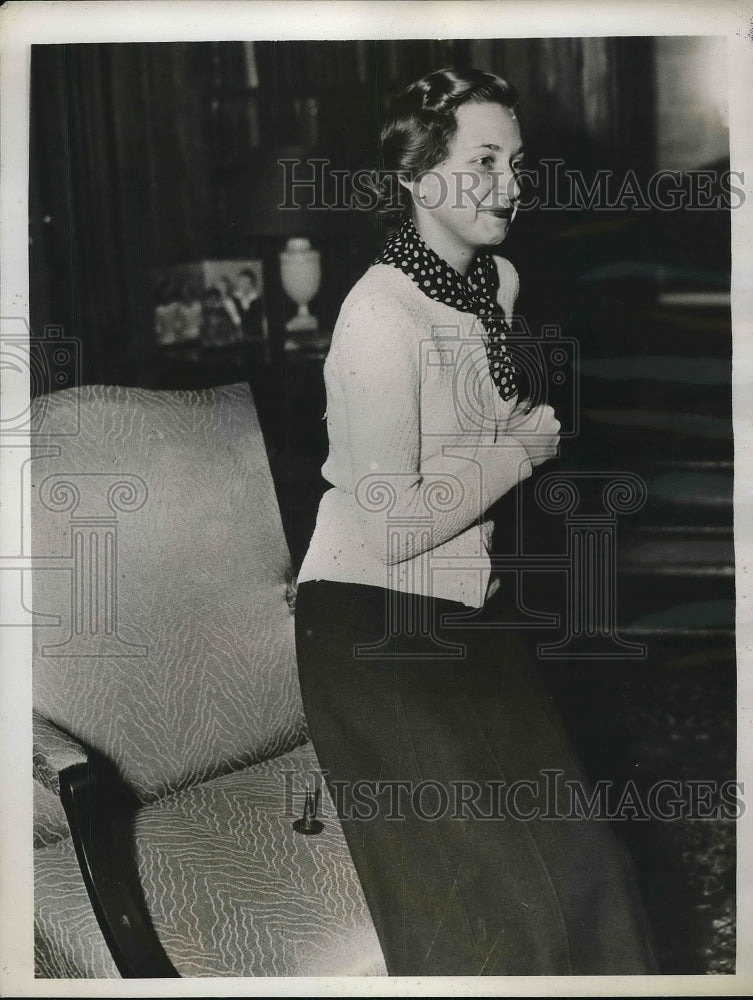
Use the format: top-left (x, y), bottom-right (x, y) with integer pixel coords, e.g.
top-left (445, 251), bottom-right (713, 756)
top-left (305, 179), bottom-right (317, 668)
top-left (422, 318), bottom-right (578, 439)
top-left (0, 318), bottom-right (81, 437)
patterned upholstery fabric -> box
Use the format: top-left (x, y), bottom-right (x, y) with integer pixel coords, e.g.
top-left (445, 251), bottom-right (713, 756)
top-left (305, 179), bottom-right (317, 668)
top-left (31, 384), bottom-right (306, 802)
top-left (33, 710), bottom-right (87, 795)
top-left (32, 382), bottom-right (385, 978)
top-left (133, 741), bottom-right (387, 977)
top-left (35, 836), bottom-right (120, 978)
top-left (33, 780), bottom-right (70, 850)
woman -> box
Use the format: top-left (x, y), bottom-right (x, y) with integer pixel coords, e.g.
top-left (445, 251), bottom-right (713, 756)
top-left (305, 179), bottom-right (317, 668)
top-left (295, 67), bottom-right (656, 977)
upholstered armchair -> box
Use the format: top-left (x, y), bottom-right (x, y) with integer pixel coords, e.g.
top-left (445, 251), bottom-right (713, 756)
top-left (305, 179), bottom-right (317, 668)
top-left (31, 382), bottom-right (386, 978)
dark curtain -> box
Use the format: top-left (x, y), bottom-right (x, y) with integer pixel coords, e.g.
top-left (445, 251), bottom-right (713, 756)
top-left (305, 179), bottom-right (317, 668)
top-left (469, 36), bottom-right (654, 171)
top-left (30, 43), bottom-right (214, 388)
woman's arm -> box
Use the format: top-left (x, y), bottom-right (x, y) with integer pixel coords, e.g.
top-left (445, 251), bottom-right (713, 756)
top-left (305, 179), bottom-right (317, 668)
top-left (332, 289), bottom-right (534, 565)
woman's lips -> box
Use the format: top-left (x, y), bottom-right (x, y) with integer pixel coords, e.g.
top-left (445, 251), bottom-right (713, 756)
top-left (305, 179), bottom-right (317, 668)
top-left (481, 207), bottom-right (513, 219)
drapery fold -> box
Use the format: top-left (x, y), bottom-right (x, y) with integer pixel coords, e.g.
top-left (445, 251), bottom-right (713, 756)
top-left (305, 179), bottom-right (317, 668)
top-left (30, 43), bottom-right (214, 385)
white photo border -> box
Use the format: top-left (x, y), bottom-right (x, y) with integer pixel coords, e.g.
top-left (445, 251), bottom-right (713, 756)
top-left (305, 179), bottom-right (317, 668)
top-left (2, 2), bottom-right (751, 996)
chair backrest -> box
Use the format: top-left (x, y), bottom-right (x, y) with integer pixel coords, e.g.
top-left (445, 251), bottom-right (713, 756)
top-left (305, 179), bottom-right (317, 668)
top-left (32, 383), bottom-right (306, 802)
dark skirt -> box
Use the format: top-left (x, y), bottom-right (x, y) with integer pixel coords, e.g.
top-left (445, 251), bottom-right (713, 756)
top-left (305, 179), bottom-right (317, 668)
top-left (294, 579), bottom-right (657, 976)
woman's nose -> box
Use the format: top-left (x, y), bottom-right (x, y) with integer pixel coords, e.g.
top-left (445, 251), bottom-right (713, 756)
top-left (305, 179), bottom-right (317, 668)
top-left (495, 169), bottom-right (520, 206)
top-left (488, 169), bottom-right (518, 207)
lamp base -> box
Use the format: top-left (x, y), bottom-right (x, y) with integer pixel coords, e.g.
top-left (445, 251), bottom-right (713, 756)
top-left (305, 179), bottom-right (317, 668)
top-left (286, 313), bottom-right (318, 332)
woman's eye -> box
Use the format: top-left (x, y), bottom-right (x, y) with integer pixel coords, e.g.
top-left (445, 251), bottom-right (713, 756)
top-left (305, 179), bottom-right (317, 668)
top-left (474, 156), bottom-right (494, 169)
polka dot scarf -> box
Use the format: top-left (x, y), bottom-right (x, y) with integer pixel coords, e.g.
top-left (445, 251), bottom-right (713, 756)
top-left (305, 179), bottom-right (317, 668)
top-left (375, 217), bottom-right (520, 401)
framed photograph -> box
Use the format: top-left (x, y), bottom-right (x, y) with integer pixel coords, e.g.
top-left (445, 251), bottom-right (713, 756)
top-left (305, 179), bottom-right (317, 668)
top-left (152, 258), bottom-right (268, 354)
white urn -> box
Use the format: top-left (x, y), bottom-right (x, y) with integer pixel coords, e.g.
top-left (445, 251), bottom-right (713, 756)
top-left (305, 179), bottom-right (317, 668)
top-left (279, 237), bottom-right (321, 332)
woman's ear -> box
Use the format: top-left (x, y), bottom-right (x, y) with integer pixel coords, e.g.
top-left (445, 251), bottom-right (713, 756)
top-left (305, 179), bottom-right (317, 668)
top-left (397, 171), bottom-right (413, 194)
top-left (400, 171), bottom-right (433, 208)
top-left (409, 170), bottom-right (445, 210)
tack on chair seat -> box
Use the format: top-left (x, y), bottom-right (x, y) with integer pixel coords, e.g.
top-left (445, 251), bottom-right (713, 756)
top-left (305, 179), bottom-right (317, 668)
top-left (30, 382), bottom-right (386, 978)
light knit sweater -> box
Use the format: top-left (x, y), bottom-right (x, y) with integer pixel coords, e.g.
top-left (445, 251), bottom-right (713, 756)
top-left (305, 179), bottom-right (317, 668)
top-left (297, 258), bottom-right (534, 608)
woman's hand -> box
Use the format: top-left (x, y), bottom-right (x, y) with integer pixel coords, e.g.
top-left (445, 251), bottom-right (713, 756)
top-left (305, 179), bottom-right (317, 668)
top-left (506, 399), bottom-right (561, 467)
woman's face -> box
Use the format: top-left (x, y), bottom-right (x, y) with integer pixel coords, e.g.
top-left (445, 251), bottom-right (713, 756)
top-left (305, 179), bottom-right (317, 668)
top-left (412, 101), bottom-right (524, 273)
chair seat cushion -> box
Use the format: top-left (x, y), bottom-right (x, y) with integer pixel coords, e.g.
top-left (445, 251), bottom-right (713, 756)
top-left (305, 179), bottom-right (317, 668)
top-left (133, 741), bottom-right (387, 977)
top-left (35, 835), bottom-right (120, 978)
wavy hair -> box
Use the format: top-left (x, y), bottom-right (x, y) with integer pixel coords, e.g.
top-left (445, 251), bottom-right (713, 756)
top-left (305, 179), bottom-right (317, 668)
top-left (372, 67), bottom-right (519, 220)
